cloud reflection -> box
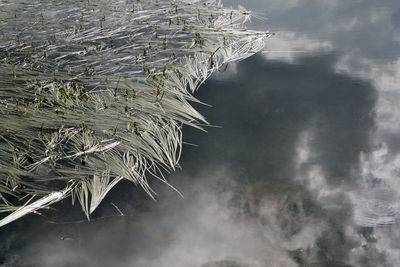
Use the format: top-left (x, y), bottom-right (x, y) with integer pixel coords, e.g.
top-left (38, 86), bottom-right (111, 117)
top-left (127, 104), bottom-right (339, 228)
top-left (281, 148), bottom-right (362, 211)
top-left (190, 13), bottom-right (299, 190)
top-left (3, 0), bottom-right (400, 266)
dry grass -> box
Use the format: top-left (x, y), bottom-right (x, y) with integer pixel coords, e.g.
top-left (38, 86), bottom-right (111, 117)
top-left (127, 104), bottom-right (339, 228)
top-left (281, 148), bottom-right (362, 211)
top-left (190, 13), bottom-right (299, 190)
top-left (0, 0), bottom-right (272, 226)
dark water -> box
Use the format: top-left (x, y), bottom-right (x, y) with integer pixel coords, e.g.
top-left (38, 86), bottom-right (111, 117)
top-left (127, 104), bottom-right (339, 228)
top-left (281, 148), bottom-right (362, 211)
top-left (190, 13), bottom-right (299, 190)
top-left (2, 0), bottom-right (400, 266)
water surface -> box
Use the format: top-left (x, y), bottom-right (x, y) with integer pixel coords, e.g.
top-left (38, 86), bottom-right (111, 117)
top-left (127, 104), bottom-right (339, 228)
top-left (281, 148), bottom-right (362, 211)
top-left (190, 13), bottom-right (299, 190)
top-left (2, 0), bottom-right (400, 266)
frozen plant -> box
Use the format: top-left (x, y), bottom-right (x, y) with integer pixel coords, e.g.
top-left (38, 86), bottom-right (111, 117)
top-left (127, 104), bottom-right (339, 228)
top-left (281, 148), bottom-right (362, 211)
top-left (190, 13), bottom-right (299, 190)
top-left (0, 0), bottom-right (272, 227)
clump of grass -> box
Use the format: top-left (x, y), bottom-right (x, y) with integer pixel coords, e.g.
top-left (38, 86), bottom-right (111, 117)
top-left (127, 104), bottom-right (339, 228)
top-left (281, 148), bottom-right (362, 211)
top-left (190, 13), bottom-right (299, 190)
top-left (0, 0), bottom-right (272, 226)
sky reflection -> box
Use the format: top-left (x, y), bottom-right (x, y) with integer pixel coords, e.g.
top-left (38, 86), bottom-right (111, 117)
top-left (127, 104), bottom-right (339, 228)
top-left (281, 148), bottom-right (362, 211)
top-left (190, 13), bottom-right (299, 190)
top-left (2, 0), bottom-right (400, 266)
